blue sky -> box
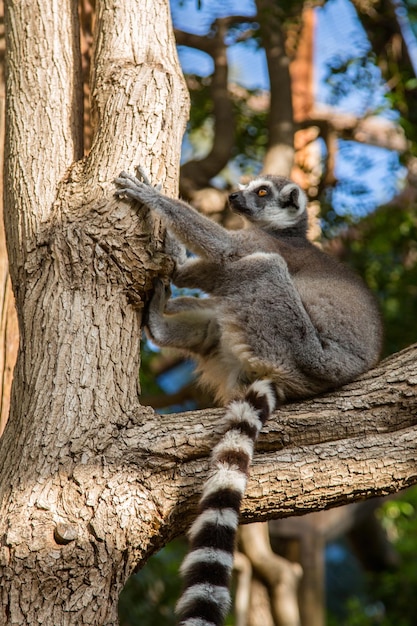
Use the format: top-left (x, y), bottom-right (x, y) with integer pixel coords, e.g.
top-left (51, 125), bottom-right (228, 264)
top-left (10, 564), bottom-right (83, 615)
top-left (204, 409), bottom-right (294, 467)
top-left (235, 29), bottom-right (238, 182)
top-left (172, 0), bottom-right (256, 37)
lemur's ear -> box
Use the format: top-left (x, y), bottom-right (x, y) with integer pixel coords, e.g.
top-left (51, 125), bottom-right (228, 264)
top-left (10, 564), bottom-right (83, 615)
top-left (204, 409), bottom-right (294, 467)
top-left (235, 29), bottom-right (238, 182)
top-left (280, 183), bottom-right (306, 212)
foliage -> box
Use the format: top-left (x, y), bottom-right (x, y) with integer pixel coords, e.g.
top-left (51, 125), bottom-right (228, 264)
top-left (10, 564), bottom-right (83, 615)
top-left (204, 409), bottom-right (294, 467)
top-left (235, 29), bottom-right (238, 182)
top-left (373, 492), bottom-right (417, 624)
top-left (187, 75), bottom-right (214, 133)
top-left (320, 141), bottom-right (404, 221)
top-left (231, 92), bottom-right (268, 169)
top-left (139, 340), bottom-right (166, 397)
top-left (119, 539), bottom-right (187, 626)
top-left (327, 487), bottom-right (417, 626)
top-left (338, 201), bottom-right (417, 355)
top-left (323, 50), bottom-right (384, 116)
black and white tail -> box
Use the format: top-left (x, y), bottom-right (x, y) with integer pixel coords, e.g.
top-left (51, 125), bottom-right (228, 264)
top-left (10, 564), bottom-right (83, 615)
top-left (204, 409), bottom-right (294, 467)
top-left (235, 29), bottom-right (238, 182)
top-left (176, 379), bottom-right (277, 626)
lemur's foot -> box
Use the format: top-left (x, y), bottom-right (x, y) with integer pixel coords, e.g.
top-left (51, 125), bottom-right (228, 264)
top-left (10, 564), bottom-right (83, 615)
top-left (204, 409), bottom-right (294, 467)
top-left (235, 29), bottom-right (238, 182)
top-left (143, 278), bottom-right (171, 339)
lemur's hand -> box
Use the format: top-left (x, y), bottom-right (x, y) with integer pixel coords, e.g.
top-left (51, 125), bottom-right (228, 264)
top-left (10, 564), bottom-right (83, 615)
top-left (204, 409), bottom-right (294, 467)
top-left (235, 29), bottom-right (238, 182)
top-left (114, 166), bottom-right (162, 205)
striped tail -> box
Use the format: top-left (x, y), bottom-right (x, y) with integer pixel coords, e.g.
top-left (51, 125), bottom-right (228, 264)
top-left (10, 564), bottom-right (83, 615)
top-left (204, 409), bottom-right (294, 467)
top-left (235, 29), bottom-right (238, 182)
top-left (176, 379), bottom-right (277, 626)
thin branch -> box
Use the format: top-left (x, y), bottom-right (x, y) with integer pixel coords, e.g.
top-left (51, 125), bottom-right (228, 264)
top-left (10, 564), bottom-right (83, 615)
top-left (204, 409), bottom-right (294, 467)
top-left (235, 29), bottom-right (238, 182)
top-left (240, 523), bottom-right (302, 626)
top-left (174, 16), bottom-right (257, 53)
top-left (180, 18), bottom-right (236, 193)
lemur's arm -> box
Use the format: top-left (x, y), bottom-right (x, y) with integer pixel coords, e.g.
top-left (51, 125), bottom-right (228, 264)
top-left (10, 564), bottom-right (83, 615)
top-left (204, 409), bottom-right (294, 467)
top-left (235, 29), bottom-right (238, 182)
top-left (114, 167), bottom-right (237, 261)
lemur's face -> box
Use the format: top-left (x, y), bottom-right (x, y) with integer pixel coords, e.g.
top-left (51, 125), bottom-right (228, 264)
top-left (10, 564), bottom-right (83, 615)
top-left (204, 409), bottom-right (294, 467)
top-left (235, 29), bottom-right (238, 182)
top-left (228, 176), bottom-right (306, 229)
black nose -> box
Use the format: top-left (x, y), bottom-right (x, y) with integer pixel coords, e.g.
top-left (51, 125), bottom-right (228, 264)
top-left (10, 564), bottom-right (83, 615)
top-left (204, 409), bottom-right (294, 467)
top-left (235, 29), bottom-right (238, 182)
top-left (229, 192), bottom-right (239, 201)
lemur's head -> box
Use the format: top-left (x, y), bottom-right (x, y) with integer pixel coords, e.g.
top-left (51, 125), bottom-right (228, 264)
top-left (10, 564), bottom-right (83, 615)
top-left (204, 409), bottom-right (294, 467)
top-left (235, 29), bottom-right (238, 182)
top-left (228, 175), bottom-right (307, 233)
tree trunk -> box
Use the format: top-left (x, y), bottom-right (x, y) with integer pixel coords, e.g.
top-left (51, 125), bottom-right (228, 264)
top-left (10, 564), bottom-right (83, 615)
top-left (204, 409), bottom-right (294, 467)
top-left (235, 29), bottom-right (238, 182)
top-left (256, 0), bottom-right (295, 176)
top-left (0, 0), bottom-right (189, 623)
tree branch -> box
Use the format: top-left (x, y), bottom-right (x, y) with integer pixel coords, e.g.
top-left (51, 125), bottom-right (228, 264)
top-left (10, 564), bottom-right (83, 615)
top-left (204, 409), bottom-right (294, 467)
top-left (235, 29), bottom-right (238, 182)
top-left (128, 343), bottom-right (417, 544)
top-left (240, 523), bottom-right (302, 626)
top-left (0, 1), bottom-right (190, 622)
top-left (175, 16), bottom-right (257, 55)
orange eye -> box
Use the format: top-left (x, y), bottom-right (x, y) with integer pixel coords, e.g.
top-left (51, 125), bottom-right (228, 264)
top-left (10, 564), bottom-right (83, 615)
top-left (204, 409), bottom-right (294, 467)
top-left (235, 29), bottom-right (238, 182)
top-left (257, 188), bottom-right (268, 197)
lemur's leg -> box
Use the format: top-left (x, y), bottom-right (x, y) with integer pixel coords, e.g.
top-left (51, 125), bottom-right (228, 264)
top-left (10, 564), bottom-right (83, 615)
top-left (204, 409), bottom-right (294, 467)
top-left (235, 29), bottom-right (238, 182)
top-left (164, 230), bottom-right (187, 268)
top-left (172, 258), bottom-right (226, 292)
top-left (114, 168), bottom-right (236, 260)
top-left (145, 281), bottom-right (221, 356)
top-left (165, 296), bottom-right (216, 314)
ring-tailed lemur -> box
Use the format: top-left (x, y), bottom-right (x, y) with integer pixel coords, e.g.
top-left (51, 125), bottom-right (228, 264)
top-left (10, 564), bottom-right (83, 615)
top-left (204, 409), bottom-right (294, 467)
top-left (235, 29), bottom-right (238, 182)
top-left (114, 167), bottom-right (382, 626)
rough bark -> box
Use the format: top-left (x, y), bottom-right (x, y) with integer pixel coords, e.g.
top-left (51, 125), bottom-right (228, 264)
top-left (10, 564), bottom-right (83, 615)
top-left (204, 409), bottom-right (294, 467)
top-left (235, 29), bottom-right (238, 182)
top-left (0, 0), bottom-right (189, 623)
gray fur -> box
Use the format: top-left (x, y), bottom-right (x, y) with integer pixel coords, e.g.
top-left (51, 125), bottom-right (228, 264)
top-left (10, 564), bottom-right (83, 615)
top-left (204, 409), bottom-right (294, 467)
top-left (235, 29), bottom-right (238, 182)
top-left (115, 167), bottom-right (382, 404)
